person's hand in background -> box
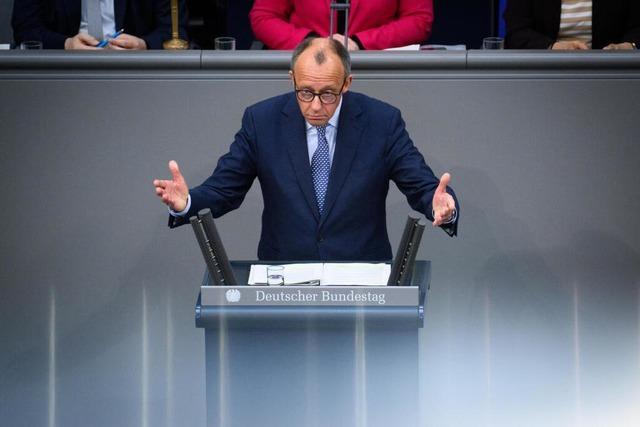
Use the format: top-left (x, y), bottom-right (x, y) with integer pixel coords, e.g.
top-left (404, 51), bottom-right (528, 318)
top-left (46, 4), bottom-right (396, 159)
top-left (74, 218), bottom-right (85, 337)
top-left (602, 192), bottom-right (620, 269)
top-left (64, 33), bottom-right (100, 49)
top-left (331, 33), bottom-right (360, 51)
top-left (108, 33), bottom-right (147, 50)
top-left (551, 40), bottom-right (589, 50)
top-left (603, 42), bottom-right (635, 50)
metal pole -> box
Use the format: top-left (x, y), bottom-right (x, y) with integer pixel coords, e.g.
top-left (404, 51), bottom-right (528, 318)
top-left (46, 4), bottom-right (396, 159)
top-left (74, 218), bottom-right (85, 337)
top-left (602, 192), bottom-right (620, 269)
top-left (329, 2), bottom-right (351, 45)
top-left (329, 0), bottom-right (336, 37)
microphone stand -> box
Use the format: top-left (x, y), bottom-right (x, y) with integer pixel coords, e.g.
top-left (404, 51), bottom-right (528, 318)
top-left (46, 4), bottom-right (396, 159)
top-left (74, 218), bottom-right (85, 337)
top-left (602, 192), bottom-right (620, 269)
top-left (329, 1), bottom-right (351, 46)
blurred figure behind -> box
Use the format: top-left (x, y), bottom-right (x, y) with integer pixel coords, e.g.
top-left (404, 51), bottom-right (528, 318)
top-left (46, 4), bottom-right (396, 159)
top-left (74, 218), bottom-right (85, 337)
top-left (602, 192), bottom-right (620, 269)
top-left (250, 0), bottom-right (434, 51)
top-left (12, 0), bottom-right (188, 50)
top-left (504, 0), bottom-right (639, 50)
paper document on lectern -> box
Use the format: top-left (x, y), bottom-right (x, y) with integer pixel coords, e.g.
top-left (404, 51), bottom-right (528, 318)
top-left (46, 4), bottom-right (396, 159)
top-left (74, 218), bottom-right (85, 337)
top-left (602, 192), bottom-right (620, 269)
top-left (248, 263), bottom-right (390, 286)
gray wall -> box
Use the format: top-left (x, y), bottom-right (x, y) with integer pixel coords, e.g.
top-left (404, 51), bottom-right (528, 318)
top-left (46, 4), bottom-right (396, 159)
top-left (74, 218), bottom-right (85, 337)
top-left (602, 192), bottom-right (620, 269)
top-left (1, 51), bottom-right (640, 427)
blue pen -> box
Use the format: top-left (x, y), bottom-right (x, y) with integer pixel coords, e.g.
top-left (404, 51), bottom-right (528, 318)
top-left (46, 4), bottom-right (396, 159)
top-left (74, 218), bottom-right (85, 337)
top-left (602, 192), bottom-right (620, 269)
top-left (97, 29), bottom-right (124, 48)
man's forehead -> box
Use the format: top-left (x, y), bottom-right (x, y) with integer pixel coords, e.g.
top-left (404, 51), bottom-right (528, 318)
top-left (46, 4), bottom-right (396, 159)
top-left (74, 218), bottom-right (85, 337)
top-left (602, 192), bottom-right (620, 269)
top-left (294, 56), bottom-right (344, 83)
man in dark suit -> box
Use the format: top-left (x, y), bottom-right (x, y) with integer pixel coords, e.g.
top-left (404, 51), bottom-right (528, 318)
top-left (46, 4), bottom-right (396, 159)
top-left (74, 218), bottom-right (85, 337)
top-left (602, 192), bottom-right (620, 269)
top-left (12, 0), bottom-right (186, 49)
top-left (153, 37), bottom-right (459, 261)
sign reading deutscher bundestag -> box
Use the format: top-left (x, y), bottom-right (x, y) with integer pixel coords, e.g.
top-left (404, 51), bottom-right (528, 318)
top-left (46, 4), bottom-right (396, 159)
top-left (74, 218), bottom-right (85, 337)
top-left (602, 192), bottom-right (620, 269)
top-left (201, 286), bottom-right (419, 307)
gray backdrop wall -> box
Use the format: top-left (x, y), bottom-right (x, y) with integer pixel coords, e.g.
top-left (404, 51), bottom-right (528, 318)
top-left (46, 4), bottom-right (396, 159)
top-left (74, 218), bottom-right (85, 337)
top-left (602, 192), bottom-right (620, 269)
top-left (1, 51), bottom-right (639, 427)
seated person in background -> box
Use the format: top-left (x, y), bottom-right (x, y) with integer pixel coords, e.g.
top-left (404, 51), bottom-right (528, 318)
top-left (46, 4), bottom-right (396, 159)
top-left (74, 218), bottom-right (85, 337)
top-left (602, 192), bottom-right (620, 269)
top-left (505, 0), bottom-right (639, 50)
top-left (249, 0), bottom-right (433, 50)
top-left (12, 0), bottom-right (187, 50)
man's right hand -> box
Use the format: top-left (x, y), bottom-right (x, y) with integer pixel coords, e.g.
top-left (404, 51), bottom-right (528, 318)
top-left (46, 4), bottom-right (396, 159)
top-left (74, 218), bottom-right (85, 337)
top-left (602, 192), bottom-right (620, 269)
top-left (64, 33), bottom-right (100, 50)
top-left (153, 160), bottom-right (189, 212)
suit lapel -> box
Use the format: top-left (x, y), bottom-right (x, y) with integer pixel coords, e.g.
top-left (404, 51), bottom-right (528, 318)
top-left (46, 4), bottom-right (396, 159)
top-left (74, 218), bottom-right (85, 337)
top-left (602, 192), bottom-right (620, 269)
top-left (320, 93), bottom-right (364, 226)
top-left (282, 95), bottom-right (321, 222)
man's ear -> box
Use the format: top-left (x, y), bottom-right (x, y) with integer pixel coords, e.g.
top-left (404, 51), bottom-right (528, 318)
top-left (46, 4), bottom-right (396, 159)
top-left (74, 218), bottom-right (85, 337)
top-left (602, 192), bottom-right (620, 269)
top-left (288, 70), bottom-right (294, 86)
top-left (342, 74), bottom-right (353, 93)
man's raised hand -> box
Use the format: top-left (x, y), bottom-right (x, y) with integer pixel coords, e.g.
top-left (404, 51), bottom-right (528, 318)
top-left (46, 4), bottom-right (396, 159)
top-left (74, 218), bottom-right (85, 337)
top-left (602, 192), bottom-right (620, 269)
top-left (432, 173), bottom-right (456, 227)
top-left (153, 160), bottom-right (189, 212)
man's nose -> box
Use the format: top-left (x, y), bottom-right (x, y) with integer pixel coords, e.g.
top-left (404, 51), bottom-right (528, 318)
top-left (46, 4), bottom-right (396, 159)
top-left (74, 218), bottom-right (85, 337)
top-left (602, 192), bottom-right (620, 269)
top-left (310, 96), bottom-right (323, 111)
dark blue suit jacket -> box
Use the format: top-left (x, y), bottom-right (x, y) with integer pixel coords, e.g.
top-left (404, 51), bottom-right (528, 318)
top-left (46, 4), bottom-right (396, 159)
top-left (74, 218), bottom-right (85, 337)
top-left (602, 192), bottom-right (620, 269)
top-left (12, 0), bottom-right (187, 49)
top-left (171, 91), bottom-right (458, 261)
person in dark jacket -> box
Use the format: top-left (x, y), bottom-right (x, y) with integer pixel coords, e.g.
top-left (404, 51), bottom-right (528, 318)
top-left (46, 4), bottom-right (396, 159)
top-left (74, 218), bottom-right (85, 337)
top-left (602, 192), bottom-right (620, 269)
top-left (505, 0), bottom-right (639, 50)
top-left (12, 0), bottom-right (187, 50)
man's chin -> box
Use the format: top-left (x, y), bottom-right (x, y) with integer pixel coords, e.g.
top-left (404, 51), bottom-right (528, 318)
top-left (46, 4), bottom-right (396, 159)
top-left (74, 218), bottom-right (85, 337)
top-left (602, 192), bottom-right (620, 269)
top-left (306, 117), bottom-right (328, 126)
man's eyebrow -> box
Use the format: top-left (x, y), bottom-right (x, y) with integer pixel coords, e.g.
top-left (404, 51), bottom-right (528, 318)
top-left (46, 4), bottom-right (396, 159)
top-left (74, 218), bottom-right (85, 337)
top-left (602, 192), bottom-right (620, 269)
top-left (299, 84), bottom-right (340, 92)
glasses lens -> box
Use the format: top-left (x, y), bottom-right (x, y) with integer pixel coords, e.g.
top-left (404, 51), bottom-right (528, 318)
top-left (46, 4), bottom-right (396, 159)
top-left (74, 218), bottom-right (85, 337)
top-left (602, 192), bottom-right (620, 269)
top-left (298, 90), bottom-right (314, 102)
top-left (319, 93), bottom-right (337, 104)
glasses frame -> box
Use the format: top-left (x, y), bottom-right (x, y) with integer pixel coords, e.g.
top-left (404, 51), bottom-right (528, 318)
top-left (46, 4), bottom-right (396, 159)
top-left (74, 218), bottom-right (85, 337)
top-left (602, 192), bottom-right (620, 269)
top-left (292, 75), bottom-right (347, 105)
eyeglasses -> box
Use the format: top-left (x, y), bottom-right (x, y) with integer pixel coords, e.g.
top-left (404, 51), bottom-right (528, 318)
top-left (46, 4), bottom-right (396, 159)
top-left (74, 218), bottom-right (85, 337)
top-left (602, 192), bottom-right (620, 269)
top-left (293, 76), bottom-right (346, 105)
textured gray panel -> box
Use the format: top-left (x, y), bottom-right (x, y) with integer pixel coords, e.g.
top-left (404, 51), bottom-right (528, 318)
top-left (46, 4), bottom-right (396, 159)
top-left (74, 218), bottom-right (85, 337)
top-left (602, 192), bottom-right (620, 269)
top-left (1, 53), bottom-right (639, 427)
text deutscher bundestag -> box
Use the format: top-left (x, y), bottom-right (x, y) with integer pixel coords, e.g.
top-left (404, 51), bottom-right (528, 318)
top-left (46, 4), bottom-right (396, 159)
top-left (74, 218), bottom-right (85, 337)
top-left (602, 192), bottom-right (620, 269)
top-left (256, 289), bottom-right (386, 305)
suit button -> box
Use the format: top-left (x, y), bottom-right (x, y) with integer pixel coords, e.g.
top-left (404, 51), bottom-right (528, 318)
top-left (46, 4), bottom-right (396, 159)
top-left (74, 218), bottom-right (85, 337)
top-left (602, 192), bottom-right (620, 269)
top-left (317, 235), bottom-right (323, 242)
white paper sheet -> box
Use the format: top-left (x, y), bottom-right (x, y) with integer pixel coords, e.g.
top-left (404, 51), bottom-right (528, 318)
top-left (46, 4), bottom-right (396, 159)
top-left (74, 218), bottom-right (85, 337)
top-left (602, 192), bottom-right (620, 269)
top-left (248, 263), bottom-right (389, 286)
top-left (248, 263), bottom-right (323, 285)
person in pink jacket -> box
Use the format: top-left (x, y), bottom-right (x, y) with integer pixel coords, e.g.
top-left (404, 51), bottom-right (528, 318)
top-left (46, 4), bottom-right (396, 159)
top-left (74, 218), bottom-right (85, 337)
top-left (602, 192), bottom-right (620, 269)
top-left (250, 0), bottom-right (434, 50)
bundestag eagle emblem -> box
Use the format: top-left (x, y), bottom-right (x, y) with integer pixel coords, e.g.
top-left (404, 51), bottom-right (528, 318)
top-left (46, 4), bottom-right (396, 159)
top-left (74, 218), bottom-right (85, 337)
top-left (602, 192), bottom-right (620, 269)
top-left (225, 289), bottom-right (241, 303)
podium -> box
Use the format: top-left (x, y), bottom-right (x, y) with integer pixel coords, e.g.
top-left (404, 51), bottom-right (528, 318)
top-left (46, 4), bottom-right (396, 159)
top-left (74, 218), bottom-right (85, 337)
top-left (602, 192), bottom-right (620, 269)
top-left (195, 261), bottom-right (430, 427)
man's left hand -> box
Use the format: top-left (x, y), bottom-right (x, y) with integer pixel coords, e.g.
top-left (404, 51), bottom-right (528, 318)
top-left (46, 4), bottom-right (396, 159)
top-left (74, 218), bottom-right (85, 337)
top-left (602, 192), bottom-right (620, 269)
top-left (331, 34), bottom-right (360, 51)
top-left (108, 34), bottom-right (147, 50)
top-left (432, 173), bottom-right (456, 227)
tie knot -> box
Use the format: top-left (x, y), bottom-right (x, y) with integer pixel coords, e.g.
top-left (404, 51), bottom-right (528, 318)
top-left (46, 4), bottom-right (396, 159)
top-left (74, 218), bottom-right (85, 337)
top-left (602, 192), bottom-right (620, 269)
top-left (315, 125), bottom-right (327, 137)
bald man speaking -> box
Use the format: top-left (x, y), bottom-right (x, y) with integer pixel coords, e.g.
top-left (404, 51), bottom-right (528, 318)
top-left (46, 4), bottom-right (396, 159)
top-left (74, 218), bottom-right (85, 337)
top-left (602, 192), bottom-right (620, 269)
top-left (153, 37), bottom-right (459, 261)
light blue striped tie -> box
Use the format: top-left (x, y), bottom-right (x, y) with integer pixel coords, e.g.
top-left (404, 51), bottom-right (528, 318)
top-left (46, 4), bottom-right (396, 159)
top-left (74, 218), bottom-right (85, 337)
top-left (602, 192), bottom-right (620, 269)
top-left (311, 125), bottom-right (330, 214)
top-left (84, 0), bottom-right (104, 40)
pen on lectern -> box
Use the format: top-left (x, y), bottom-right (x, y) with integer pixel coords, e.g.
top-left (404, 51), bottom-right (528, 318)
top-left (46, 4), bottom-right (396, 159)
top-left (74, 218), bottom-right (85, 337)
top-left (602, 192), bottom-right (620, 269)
top-left (97, 29), bottom-right (124, 48)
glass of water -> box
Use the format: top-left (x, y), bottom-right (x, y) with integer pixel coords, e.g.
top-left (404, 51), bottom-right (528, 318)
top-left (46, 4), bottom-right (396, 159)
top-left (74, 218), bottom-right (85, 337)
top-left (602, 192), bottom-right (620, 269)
top-left (482, 37), bottom-right (504, 50)
top-left (20, 41), bottom-right (43, 50)
top-left (214, 37), bottom-right (236, 50)
top-left (267, 265), bottom-right (285, 286)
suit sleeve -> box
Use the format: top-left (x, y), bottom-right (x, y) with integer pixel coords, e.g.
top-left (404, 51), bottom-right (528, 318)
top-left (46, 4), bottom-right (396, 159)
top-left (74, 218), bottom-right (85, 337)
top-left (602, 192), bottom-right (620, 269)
top-left (250, 0), bottom-right (316, 50)
top-left (12, 0), bottom-right (71, 48)
top-left (504, 0), bottom-right (555, 49)
top-left (353, 0), bottom-right (433, 50)
top-left (169, 108), bottom-right (258, 228)
top-left (385, 108), bottom-right (458, 237)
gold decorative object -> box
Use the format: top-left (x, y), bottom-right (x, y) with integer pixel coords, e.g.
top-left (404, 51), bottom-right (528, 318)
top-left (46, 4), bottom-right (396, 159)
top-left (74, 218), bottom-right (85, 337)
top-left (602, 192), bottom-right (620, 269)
top-left (163, 0), bottom-right (189, 50)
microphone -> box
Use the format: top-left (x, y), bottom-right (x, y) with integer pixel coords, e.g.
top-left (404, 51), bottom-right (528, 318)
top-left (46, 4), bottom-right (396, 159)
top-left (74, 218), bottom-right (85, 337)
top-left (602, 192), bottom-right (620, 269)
top-left (387, 214), bottom-right (426, 286)
top-left (329, 0), bottom-right (351, 42)
top-left (189, 208), bottom-right (237, 286)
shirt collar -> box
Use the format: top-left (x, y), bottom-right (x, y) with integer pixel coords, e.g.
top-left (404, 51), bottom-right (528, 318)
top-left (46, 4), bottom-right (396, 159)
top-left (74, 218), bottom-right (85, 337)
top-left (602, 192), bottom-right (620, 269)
top-left (305, 97), bottom-right (343, 131)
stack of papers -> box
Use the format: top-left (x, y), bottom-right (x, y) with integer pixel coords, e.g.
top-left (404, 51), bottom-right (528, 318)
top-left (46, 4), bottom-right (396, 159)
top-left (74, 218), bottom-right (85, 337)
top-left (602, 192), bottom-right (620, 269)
top-left (383, 44), bottom-right (467, 51)
top-left (248, 263), bottom-right (390, 286)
